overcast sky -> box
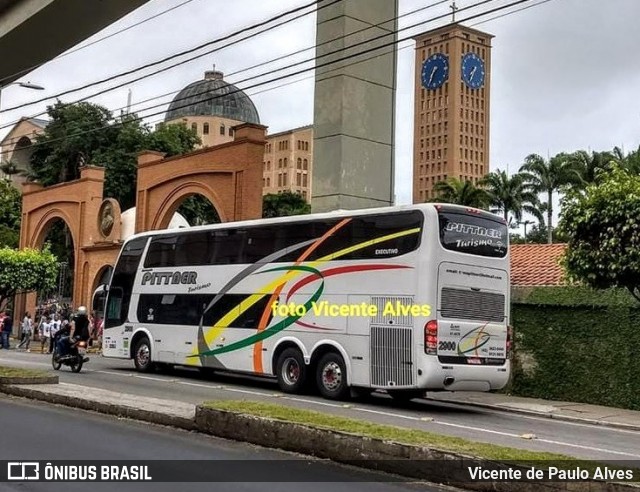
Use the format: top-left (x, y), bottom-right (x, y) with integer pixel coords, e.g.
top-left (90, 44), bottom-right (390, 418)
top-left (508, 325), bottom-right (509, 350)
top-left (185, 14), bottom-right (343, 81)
top-left (1, 0), bottom-right (639, 210)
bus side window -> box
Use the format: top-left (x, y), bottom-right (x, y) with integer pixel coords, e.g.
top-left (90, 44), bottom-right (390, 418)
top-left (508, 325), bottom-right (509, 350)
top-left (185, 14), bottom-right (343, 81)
top-left (105, 236), bottom-right (147, 328)
top-left (105, 288), bottom-right (123, 325)
top-left (212, 230), bottom-right (245, 264)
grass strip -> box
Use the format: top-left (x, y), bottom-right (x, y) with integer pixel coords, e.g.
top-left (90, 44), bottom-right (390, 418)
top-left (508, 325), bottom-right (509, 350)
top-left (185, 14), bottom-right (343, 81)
top-left (0, 365), bottom-right (51, 379)
top-left (205, 400), bottom-right (640, 482)
top-left (204, 399), bottom-right (572, 463)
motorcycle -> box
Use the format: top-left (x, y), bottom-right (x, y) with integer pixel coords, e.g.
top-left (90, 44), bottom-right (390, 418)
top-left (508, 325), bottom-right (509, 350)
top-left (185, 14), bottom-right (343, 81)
top-left (52, 337), bottom-right (89, 373)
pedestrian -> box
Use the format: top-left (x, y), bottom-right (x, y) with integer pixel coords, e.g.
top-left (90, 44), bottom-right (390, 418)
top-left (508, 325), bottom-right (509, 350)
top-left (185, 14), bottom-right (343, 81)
top-left (1, 310), bottom-right (13, 349)
top-left (17, 312), bottom-right (33, 351)
top-left (40, 315), bottom-right (52, 353)
top-left (49, 314), bottom-right (61, 354)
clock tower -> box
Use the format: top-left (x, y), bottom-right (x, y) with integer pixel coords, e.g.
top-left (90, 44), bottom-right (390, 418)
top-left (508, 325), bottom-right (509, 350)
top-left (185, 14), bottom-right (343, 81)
top-left (412, 23), bottom-right (493, 203)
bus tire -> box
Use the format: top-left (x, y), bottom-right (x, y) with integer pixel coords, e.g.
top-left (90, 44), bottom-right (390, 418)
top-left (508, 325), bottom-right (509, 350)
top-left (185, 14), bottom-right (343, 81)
top-left (133, 336), bottom-right (154, 373)
top-left (276, 348), bottom-right (307, 394)
top-left (316, 352), bottom-right (349, 400)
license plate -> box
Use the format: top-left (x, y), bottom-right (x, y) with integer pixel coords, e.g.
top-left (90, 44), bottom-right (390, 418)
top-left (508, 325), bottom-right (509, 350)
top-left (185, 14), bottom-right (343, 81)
top-left (77, 348), bottom-right (86, 355)
top-left (467, 358), bottom-right (482, 365)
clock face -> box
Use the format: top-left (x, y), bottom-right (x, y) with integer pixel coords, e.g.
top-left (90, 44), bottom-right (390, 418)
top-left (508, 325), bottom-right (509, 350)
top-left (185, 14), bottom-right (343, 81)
top-left (421, 53), bottom-right (449, 90)
top-left (461, 52), bottom-right (485, 89)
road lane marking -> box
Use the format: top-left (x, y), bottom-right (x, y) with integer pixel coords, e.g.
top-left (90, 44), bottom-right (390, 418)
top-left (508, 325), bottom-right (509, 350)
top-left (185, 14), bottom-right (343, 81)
top-left (354, 407), bottom-right (425, 421)
top-left (178, 382), bottom-right (225, 389)
top-left (281, 396), bottom-right (343, 409)
top-left (536, 439), bottom-right (640, 458)
top-left (134, 375), bottom-right (177, 382)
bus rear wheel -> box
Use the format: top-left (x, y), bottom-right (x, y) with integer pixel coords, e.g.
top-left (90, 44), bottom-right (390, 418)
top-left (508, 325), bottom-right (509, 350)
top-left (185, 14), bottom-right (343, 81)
top-left (276, 348), bottom-right (307, 394)
top-left (316, 352), bottom-right (349, 400)
top-left (133, 336), bottom-right (154, 373)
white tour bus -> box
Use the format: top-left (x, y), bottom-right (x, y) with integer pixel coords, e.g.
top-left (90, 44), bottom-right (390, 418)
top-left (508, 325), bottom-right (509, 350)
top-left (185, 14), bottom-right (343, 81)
top-left (102, 203), bottom-right (511, 400)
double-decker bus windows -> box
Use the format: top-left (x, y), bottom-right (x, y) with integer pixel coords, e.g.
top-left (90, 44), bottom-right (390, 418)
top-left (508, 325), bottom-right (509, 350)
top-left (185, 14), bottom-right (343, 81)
top-left (175, 232), bottom-right (212, 266)
top-left (438, 210), bottom-right (507, 258)
top-left (213, 229), bottom-right (246, 264)
top-left (105, 237), bottom-right (148, 328)
top-left (144, 235), bottom-right (177, 268)
top-left (141, 211), bottom-right (424, 269)
top-left (311, 211), bottom-right (423, 260)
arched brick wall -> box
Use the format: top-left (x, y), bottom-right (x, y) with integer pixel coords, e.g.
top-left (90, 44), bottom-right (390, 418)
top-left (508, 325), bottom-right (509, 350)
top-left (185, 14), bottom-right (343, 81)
top-left (135, 123), bottom-right (266, 233)
top-left (16, 167), bottom-right (122, 322)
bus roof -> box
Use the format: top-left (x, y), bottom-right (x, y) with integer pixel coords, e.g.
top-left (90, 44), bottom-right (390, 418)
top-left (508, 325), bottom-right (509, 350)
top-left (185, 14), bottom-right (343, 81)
top-left (124, 203), bottom-right (504, 242)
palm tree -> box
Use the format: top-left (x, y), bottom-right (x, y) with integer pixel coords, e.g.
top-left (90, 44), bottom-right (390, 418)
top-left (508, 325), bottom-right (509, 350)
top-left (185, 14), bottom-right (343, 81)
top-left (519, 153), bottom-right (580, 244)
top-left (432, 177), bottom-right (490, 208)
top-left (481, 170), bottom-right (543, 226)
top-left (570, 150), bottom-right (615, 187)
top-left (619, 145), bottom-right (640, 175)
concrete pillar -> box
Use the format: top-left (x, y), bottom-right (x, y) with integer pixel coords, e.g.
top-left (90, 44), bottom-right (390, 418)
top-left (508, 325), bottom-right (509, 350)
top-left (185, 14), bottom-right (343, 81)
top-left (311, 0), bottom-right (398, 212)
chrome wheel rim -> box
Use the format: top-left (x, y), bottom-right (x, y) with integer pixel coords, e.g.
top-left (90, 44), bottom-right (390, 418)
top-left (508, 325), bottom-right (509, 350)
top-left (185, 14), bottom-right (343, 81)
top-left (321, 361), bottom-right (342, 391)
top-left (136, 344), bottom-right (150, 367)
top-left (282, 357), bottom-right (301, 386)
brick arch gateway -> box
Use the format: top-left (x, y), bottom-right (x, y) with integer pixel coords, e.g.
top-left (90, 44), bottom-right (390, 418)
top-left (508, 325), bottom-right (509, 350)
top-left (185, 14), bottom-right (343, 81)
top-left (15, 123), bottom-right (266, 321)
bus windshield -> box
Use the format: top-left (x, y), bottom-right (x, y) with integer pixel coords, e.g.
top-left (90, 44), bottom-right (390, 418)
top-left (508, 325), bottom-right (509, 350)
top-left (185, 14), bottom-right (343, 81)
top-left (437, 208), bottom-right (508, 258)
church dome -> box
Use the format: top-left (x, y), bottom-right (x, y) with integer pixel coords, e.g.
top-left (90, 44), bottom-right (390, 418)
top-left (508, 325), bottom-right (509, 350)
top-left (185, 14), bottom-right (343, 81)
top-left (164, 68), bottom-right (260, 124)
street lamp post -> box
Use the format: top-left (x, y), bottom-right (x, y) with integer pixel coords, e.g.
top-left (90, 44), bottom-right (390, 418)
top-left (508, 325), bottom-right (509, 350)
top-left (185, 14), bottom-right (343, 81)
top-left (518, 220), bottom-right (534, 243)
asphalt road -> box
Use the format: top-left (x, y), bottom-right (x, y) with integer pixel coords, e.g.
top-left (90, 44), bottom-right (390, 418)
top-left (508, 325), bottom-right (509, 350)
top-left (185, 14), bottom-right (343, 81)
top-left (1, 350), bottom-right (639, 463)
top-left (0, 397), bottom-right (451, 492)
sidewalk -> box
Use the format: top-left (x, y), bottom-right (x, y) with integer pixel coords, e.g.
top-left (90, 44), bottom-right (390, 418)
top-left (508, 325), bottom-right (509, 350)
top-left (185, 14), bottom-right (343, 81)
top-left (2, 336), bottom-right (101, 354)
top-left (428, 391), bottom-right (640, 431)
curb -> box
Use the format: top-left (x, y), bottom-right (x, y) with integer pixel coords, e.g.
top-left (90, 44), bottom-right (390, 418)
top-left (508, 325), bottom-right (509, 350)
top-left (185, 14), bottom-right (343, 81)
top-left (428, 397), bottom-right (640, 433)
top-left (194, 406), bottom-right (640, 492)
top-left (0, 385), bottom-right (195, 431)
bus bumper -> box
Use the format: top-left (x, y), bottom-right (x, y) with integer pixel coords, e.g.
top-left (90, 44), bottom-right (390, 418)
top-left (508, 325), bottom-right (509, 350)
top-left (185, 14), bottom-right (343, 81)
top-left (420, 360), bottom-right (511, 392)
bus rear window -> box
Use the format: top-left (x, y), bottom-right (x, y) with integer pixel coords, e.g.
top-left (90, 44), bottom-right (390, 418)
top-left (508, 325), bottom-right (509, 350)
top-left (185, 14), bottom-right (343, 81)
top-left (438, 211), bottom-right (507, 258)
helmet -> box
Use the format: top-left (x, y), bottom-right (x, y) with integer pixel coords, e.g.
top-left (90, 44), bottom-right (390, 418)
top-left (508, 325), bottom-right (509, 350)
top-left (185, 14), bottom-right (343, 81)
top-left (77, 306), bottom-right (87, 315)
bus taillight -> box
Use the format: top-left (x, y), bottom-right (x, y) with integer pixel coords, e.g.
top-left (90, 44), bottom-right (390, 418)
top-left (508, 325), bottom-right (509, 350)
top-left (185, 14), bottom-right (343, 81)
top-left (506, 325), bottom-right (513, 359)
top-left (425, 320), bottom-right (438, 355)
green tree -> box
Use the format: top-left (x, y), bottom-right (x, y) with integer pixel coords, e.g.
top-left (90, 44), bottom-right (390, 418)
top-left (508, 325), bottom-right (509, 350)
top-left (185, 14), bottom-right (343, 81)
top-left (177, 195), bottom-right (221, 226)
top-left (431, 177), bottom-right (490, 208)
top-left (481, 170), bottom-right (542, 225)
top-left (30, 101), bottom-right (115, 184)
top-left (519, 153), bottom-right (580, 244)
top-left (0, 247), bottom-right (58, 308)
top-left (0, 159), bottom-right (23, 182)
top-left (263, 192), bottom-right (310, 218)
top-left (29, 102), bottom-right (200, 210)
top-left (515, 223), bottom-right (566, 244)
top-left (559, 166), bottom-right (640, 301)
top-left (0, 180), bottom-right (21, 248)
top-left (145, 122), bottom-right (201, 156)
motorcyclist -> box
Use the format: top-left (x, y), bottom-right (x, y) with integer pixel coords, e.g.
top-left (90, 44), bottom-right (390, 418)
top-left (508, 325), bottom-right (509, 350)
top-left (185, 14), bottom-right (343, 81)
top-left (56, 306), bottom-right (90, 360)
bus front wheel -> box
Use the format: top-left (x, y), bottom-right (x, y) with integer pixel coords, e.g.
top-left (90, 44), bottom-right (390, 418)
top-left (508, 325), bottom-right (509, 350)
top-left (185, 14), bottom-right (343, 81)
top-left (316, 352), bottom-right (349, 400)
top-left (133, 337), bottom-right (154, 373)
top-left (276, 348), bottom-right (307, 393)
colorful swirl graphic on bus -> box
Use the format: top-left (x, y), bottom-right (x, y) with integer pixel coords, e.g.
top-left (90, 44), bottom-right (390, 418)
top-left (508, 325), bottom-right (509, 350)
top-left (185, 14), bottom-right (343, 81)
top-left (186, 218), bottom-right (421, 372)
top-left (457, 323), bottom-right (491, 356)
